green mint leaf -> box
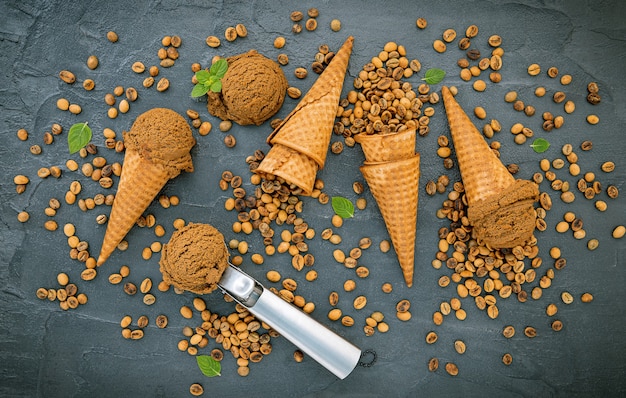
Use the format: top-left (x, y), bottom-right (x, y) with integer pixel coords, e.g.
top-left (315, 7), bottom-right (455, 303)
top-left (196, 355), bottom-right (221, 377)
top-left (68, 122), bottom-right (92, 154)
top-left (207, 75), bottom-right (218, 86)
top-left (191, 83), bottom-right (210, 98)
top-left (210, 80), bottom-right (222, 93)
top-left (331, 196), bottom-right (355, 219)
top-left (210, 58), bottom-right (228, 78)
top-left (421, 68), bottom-right (446, 85)
top-left (195, 70), bottom-right (211, 84)
top-left (530, 138), bottom-right (551, 153)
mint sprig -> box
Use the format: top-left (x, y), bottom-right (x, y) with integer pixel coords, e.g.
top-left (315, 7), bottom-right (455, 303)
top-left (421, 68), bottom-right (446, 85)
top-left (332, 196), bottom-right (355, 219)
top-left (68, 122), bottom-right (92, 154)
top-left (530, 138), bottom-right (551, 153)
top-left (196, 355), bottom-right (221, 377)
top-left (191, 58), bottom-right (228, 97)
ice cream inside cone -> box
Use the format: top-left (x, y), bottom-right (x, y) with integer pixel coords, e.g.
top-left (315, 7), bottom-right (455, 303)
top-left (159, 223), bottom-right (229, 295)
top-left (97, 108), bottom-right (196, 266)
top-left (468, 179), bottom-right (539, 248)
top-left (441, 86), bottom-right (538, 249)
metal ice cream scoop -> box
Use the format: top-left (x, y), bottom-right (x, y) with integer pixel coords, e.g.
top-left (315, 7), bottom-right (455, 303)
top-left (218, 263), bottom-right (361, 379)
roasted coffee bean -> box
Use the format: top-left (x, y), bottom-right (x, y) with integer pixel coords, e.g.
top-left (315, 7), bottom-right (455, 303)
top-left (428, 357), bottom-right (439, 371)
top-left (467, 49), bottom-right (481, 60)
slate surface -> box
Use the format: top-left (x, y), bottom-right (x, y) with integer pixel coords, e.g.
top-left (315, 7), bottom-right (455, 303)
top-left (1, 0), bottom-right (625, 397)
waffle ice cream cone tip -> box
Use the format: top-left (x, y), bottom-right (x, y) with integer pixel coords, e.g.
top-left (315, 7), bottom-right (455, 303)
top-left (360, 153), bottom-right (420, 287)
top-left (441, 86), bottom-right (539, 248)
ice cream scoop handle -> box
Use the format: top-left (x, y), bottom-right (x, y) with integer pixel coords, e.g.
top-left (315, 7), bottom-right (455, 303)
top-left (249, 288), bottom-right (361, 379)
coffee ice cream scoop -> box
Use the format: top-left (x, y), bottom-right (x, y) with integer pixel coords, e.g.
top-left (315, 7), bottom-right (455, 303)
top-left (159, 223), bottom-right (361, 379)
top-left (97, 108), bottom-right (196, 266)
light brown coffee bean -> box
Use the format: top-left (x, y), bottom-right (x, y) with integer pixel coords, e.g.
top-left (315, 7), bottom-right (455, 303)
top-left (131, 62), bottom-right (145, 73)
top-left (59, 70), bottom-right (76, 84)
top-left (305, 18), bottom-right (317, 31)
top-left (581, 293), bottom-right (594, 303)
top-left (189, 383), bottom-right (204, 396)
top-left (353, 295), bottom-right (367, 310)
top-left (328, 308), bottom-right (342, 321)
top-left (502, 353), bottom-right (513, 365)
top-left (527, 63), bottom-right (541, 76)
top-left (445, 363), bottom-right (459, 376)
top-left (234, 23), bottom-right (247, 37)
top-left (433, 39), bottom-right (446, 53)
top-left (524, 326), bottom-right (537, 338)
top-left (156, 78), bottom-right (169, 92)
top-left (206, 36), bottom-right (220, 48)
top-left (224, 26), bottom-right (237, 41)
top-left (454, 340), bottom-right (466, 354)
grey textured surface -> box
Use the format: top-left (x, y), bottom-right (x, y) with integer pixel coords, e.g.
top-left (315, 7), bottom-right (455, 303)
top-left (1, 0), bottom-right (625, 397)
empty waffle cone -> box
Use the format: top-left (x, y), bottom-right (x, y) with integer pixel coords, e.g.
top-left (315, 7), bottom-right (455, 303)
top-left (267, 36), bottom-right (354, 169)
top-left (360, 153), bottom-right (421, 287)
top-left (97, 150), bottom-right (170, 265)
top-left (441, 86), bottom-right (514, 207)
top-left (354, 128), bottom-right (416, 163)
top-left (253, 143), bottom-right (318, 195)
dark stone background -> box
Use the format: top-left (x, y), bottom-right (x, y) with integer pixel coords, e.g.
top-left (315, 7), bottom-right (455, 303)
top-left (1, 0), bottom-right (625, 397)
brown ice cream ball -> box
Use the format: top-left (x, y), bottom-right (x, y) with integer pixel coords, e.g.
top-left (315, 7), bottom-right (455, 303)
top-left (123, 107), bottom-right (196, 178)
top-left (468, 179), bottom-right (539, 248)
top-left (207, 50), bottom-right (288, 126)
top-left (159, 223), bottom-right (229, 295)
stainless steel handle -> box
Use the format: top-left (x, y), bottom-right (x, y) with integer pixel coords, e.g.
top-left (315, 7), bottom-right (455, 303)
top-left (249, 287), bottom-right (361, 379)
top-left (218, 265), bottom-right (361, 379)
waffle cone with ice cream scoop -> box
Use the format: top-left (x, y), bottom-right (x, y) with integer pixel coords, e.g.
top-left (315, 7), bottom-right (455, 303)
top-left (441, 86), bottom-right (539, 248)
top-left (97, 108), bottom-right (196, 266)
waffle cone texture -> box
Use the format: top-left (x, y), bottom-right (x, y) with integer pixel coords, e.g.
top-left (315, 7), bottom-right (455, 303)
top-left (255, 37), bottom-right (354, 195)
top-left (97, 151), bottom-right (170, 265)
top-left (254, 144), bottom-right (319, 195)
top-left (97, 108), bottom-right (195, 266)
top-left (441, 86), bottom-right (514, 206)
top-left (360, 153), bottom-right (420, 287)
top-left (441, 86), bottom-right (539, 248)
top-left (267, 36), bottom-right (354, 168)
top-left (354, 128), bottom-right (416, 163)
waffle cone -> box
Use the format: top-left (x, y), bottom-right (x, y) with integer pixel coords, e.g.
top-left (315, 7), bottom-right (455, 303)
top-left (360, 153), bottom-right (421, 287)
top-left (441, 86), bottom-right (514, 206)
top-left (253, 144), bottom-right (318, 195)
top-left (354, 128), bottom-right (416, 163)
top-left (97, 150), bottom-right (170, 265)
top-left (267, 36), bottom-right (354, 169)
